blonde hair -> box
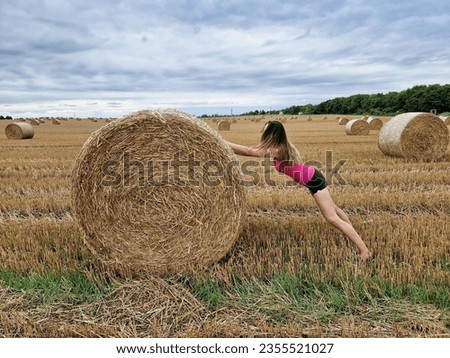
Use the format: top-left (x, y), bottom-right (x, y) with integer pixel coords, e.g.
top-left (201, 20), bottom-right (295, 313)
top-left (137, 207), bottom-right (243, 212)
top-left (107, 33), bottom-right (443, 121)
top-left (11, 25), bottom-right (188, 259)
top-left (256, 121), bottom-right (301, 164)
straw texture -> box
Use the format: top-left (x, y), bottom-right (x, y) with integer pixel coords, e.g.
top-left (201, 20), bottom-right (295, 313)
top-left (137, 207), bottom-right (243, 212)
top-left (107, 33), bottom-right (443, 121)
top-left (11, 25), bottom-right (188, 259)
top-left (5, 122), bottom-right (34, 139)
top-left (71, 109), bottom-right (246, 275)
top-left (345, 119), bottom-right (370, 135)
top-left (439, 116), bottom-right (450, 125)
top-left (378, 112), bottom-right (449, 161)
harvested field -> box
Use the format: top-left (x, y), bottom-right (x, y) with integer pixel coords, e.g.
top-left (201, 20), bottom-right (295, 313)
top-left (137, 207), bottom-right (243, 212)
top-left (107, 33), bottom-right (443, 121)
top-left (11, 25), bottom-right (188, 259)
top-left (0, 115), bottom-right (449, 338)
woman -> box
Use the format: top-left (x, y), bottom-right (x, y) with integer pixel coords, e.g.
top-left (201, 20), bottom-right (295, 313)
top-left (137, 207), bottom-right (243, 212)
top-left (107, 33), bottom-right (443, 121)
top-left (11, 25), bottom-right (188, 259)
top-left (226, 120), bottom-right (371, 261)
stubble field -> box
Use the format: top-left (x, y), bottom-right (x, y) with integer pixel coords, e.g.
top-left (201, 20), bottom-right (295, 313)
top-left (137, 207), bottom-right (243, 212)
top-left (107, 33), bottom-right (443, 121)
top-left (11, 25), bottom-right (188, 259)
top-left (0, 115), bottom-right (449, 337)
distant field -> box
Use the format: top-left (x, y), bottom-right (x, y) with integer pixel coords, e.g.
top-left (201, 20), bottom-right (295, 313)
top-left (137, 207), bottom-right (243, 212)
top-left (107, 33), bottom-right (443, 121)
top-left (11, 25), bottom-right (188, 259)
top-left (0, 115), bottom-right (449, 337)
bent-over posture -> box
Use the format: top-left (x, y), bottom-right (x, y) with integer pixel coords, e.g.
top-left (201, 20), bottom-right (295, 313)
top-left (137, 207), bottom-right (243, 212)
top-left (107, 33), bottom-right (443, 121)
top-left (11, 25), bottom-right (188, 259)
top-left (226, 120), bottom-right (371, 261)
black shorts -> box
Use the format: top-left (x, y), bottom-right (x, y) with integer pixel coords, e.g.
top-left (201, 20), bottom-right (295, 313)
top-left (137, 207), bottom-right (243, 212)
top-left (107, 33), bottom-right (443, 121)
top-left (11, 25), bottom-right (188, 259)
top-left (305, 169), bottom-right (327, 195)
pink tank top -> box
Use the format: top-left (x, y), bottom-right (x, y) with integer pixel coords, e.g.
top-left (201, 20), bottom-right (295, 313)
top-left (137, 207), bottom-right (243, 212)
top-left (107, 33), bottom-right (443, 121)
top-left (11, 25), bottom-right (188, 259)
top-left (273, 159), bottom-right (315, 186)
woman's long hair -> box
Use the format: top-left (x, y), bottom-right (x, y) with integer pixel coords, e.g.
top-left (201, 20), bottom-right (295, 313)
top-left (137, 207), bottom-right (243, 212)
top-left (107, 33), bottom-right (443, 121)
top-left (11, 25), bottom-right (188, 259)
top-left (256, 120), bottom-right (301, 164)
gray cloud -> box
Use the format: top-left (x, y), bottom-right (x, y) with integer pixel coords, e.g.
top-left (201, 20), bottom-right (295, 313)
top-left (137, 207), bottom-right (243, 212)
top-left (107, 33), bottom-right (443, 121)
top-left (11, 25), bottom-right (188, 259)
top-left (1, 0), bottom-right (449, 117)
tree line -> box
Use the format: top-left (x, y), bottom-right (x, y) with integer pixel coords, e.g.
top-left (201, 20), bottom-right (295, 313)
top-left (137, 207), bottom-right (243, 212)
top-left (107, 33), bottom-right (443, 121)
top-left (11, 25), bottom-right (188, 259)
top-left (280, 84), bottom-right (450, 116)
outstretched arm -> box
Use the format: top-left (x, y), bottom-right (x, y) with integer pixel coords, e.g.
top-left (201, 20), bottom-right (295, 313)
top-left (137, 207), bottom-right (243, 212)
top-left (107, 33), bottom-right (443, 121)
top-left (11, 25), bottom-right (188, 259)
top-left (226, 141), bottom-right (266, 157)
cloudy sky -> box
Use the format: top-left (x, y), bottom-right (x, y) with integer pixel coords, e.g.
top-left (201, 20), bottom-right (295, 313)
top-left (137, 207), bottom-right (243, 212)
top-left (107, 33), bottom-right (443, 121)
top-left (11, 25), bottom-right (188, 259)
top-left (1, 0), bottom-right (449, 118)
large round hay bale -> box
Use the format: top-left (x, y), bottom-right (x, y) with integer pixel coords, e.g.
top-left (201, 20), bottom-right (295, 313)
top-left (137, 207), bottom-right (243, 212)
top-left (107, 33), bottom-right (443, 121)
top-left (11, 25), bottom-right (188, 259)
top-left (367, 116), bottom-right (383, 130)
top-left (439, 116), bottom-right (450, 125)
top-left (345, 119), bottom-right (370, 135)
top-left (378, 112), bottom-right (449, 161)
top-left (217, 120), bottom-right (230, 131)
top-left (71, 109), bottom-right (246, 275)
top-left (338, 117), bottom-right (349, 125)
top-left (5, 122), bottom-right (34, 139)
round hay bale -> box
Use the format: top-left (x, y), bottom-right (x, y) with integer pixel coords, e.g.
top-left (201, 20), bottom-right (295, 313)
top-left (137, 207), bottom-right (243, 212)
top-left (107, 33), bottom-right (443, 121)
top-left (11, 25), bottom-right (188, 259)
top-left (71, 109), bottom-right (246, 275)
top-left (5, 122), bottom-right (34, 139)
top-left (367, 116), bottom-right (383, 130)
top-left (307, 115), bottom-right (312, 121)
top-left (338, 117), bottom-right (349, 125)
top-left (217, 120), bottom-right (230, 131)
top-left (378, 112), bottom-right (449, 161)
top-left (52, 119), bottom-right (61, 125)
top-left (28, 119), bottom-right (40, 126)
top-left (345, 119), bottom-right (370, 135)
top-left (439, 116), bottom-right (450, 125)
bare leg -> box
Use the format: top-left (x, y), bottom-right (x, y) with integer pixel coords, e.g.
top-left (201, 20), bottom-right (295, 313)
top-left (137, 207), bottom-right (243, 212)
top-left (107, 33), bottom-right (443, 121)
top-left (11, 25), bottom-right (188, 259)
top-left (335, 205), bottom-right (351, 224)
top-left (312, 188), bottom-right (371, 260)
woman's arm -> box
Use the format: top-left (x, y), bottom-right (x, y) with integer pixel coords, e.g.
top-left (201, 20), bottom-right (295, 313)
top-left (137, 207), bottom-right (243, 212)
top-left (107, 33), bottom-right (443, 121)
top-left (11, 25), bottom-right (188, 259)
top-left (226, 141), bottom-right (265, 157)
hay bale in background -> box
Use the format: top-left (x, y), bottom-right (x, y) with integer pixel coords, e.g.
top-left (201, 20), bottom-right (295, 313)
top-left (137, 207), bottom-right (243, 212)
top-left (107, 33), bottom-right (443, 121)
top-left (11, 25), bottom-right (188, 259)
top-left (217, 120), bottom-right (231, 131)
top-left (378, 112), bottom-right (449, 161)
top-left (367, 116), bottom-right (383, 130)
top-left (28, 119), bottom-right (40, 126)
top-left (52, 119), bottom-right (61, 125)
top-left (345, 119), bottom-right (370, 135)
top-left (72, 109), bottom-right (246, 276)
top-left (307, 115), bottom-right (312, 121)
top-left (439, 116), bottom-right (450, 125)
top-left (338, 117), bottom-right (349, 125)
top-left (5, 122), bottom-right (34, 139)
